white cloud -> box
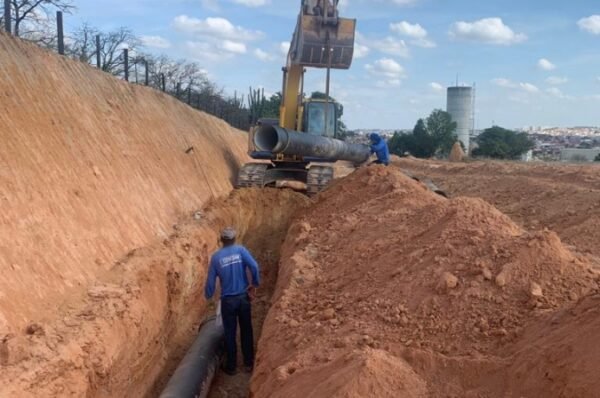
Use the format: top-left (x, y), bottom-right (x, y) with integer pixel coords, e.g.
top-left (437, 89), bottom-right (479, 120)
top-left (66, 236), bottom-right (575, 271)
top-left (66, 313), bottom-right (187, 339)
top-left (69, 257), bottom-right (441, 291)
top-left (492, 78), bottom-right (539, 93)
top-left (354, 43), bottom-right (370, 58)
top-left (221, 40), bottom-right (246, 54)
top-left (185, 41), bottom-right (235, 62)
top-left (140, 35), bottom-right (171, 49)
top-left (357, 31), bottom-right (409, 58)
top-left (449, 18), bottom-right (527, 45)
top-left (429, 82), bottom-right (445, 92)
top-left (546, 76), bottom-right (568, 85)
top-left (390, 21), bottom-right (427, 38)
top-left (280, 41), bottom-right (290, 56)
top-left (366, 58), bottom-right (406, 86)
top-left (538, 58), bottom-right (556, 71)
top-left (519, 82), bottom-right (539, 93)
top-left (597, 77), bottom-right (600, 84)
top-left (578, 15), bottom-right (600, 35)
top-left (372, 36), bottom-right (410, 57)
top-left (546, 88), bottom-right (564, 98)
top-left (254, 48), bottom-right (274, 61)
top-left (173, 15), bottom-right (263, 41)
top-left (232, 0), bottom-right (269, 6)
top-left (390, 21), bottom-right (436, 48)
top-left (491, 78), bottom-right (517, 88)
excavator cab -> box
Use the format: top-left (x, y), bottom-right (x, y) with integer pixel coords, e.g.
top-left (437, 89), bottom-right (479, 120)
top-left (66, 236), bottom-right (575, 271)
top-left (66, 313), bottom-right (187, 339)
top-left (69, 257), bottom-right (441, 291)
top-left (290, 0), bottom-right (356, 69)
top-left (303, 99), bottom-right (337, 138)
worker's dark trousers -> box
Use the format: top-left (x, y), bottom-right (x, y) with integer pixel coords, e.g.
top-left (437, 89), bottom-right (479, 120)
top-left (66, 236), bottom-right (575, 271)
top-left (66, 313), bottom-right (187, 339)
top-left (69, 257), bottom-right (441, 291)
top-left (221, 293), bottom-right (254, 371)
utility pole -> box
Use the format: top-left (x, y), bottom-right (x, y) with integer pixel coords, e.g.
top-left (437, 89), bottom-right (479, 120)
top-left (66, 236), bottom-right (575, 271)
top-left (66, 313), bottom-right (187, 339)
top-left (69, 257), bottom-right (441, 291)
top-left (4, 0), bottom-right (11, 34)
top-left (56, 11), bottom-right (64, 55)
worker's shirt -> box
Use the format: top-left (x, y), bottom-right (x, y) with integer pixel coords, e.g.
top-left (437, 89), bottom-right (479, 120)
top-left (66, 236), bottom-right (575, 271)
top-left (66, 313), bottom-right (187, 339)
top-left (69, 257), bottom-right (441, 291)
top-left (370, 139), bottom-right (390, 165)
top-left (204, 245), bottom-right (260, 299)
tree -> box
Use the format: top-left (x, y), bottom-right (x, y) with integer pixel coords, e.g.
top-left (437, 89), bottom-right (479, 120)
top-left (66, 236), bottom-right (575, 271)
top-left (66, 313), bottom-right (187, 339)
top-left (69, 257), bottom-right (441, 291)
top-left (388, 111), bottom-right (457, 159)
top-left (8, 0), bottom-right (74, 37)
top-left (69, 25), bottom-right (140, 76)
top-left (426, 109), bottom-right (457, 156)
top-left (472, 126), bottom-right (534, 160)
top-left (595, 153), bottom-right (600, 162)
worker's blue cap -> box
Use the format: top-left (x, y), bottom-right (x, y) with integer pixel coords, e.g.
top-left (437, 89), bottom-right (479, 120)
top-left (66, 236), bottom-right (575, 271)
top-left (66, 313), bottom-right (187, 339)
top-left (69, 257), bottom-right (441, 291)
top-left (220, 227), bottom-right (237, 240)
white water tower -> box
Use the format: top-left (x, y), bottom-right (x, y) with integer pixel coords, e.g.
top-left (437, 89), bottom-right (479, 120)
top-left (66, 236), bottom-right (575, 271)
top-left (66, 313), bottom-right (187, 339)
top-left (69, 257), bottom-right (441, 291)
top-left (446, 85), bottom-right (474, 153)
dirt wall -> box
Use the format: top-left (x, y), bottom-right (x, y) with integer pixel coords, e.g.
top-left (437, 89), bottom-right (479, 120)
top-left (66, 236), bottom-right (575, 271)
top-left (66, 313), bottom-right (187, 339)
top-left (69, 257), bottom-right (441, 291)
top-left (0, 32), bottom-right (249, 334)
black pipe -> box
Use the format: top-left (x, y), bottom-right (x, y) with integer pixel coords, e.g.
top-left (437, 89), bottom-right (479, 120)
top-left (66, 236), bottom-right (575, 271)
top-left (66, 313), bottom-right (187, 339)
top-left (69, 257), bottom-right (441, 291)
top-left (254, 125), bottom-right (370, 164)
top-left (159, 317), bottom-right (224, 398)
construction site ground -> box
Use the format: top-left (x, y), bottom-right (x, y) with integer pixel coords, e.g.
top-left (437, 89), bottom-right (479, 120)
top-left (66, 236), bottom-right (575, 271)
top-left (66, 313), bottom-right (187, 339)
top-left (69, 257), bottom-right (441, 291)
top-left (2, 33), bottom-right (600, 397)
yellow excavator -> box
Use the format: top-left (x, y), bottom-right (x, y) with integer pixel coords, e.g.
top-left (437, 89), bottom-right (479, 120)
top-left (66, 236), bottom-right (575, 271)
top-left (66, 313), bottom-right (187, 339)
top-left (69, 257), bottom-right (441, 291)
top-left (236, 0), bottom-right (371, 195)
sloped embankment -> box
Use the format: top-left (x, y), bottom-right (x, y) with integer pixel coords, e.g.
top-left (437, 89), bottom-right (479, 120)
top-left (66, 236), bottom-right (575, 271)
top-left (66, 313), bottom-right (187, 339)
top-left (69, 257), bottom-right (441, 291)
top-left (0, 31), bottom-right (249, 335)
top-left (251, 166), bottom-right (600, 397)
top-left (0, 188), bottom-right (309, 397)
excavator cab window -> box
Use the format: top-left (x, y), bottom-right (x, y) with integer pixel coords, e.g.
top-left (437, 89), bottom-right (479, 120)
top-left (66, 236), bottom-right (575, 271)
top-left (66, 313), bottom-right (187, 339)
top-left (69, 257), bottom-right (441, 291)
top-left (304, 101), bottom-right (336, 138)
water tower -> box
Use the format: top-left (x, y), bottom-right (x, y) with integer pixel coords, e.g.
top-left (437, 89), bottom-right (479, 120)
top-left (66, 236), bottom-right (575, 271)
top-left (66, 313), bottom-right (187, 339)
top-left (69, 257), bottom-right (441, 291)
top-left (446, 85), bottom-right (474, 153)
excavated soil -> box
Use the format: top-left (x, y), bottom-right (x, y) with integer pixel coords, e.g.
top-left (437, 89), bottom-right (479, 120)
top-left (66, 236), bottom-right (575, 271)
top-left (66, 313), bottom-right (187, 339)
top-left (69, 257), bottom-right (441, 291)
top-left (251, 166), bottom-right (600, 397)
top-left (0, 188), bottom-right (309, 397)
top-left (394, 157), bottom-right (600, 262)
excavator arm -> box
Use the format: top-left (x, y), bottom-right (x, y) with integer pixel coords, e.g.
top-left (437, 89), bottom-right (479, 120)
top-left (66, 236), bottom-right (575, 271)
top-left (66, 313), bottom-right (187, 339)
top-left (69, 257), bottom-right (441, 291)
top-left (279, 0), bottom-right (356, 130)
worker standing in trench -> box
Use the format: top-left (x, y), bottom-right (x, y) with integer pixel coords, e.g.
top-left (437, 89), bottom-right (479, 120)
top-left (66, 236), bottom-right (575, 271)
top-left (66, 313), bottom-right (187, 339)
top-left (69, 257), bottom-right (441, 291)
top-left (204, 227), bottom-right (261, 375)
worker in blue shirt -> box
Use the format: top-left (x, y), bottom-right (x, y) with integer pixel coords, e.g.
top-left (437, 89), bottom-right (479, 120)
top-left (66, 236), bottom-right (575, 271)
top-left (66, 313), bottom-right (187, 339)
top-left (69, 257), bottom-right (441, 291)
top-left (369, 132), bottom-right (390, 166)
top-left (205, 227), bottom-right (260, 375)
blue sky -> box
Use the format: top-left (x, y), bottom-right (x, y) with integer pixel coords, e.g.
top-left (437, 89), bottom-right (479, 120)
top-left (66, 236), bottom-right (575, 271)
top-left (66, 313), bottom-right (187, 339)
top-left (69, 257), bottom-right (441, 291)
top-left (67, 0), bottom-right (600, 129)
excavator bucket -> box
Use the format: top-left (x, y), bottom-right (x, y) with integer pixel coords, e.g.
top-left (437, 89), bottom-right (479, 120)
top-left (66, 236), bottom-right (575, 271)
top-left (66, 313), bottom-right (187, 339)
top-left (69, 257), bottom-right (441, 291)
top-left (289, 15), bottom-right (356, 69)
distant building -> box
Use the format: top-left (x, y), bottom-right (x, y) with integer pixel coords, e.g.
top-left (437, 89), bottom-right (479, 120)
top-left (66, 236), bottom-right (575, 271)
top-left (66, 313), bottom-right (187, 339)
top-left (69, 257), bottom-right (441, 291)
top-left (560, 148), bottom-right (600, 162)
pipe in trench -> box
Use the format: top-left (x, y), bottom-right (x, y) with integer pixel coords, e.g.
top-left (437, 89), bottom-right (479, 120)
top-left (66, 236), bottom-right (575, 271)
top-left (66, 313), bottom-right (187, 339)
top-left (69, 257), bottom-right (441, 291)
top-left (159, 317), bottom-right (224, 398)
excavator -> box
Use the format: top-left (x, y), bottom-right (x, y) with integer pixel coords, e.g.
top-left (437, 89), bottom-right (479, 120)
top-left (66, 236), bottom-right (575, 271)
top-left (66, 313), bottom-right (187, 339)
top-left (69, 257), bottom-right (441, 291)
top-left (236, 0), bottom-right (371, 195)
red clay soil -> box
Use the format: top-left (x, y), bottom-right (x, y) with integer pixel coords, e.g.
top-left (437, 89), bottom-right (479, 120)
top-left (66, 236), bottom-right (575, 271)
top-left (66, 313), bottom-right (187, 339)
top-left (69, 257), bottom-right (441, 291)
top-left (394, 157), bottom-right (600, 262)
top-left (0, 31), bottom-right (249, 336)
top-left (251, 166), bottom-right (600, 397)
top-left (0, 188), bottom-right (309, 397)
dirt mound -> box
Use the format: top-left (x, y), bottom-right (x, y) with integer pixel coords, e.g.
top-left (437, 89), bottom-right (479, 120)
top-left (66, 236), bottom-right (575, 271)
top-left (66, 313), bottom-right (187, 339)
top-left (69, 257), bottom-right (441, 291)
top-left (251, 166), bottom-right (599, 397)
top-left (448, 142), bottom-right (465, 162)
top-left (0, 188), bottom-right (309, 397)
top-left (0, 33), bottom-right (249, 335)
top-left (264, 349), bottom-right (428, 398)
top-left (393, 157), bottom-right (600, 260)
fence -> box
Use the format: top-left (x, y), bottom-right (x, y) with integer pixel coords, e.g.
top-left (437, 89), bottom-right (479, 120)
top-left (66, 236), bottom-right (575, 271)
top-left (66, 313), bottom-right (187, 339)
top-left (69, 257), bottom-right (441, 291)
top-left (1, 0), bottom-right (252, 131)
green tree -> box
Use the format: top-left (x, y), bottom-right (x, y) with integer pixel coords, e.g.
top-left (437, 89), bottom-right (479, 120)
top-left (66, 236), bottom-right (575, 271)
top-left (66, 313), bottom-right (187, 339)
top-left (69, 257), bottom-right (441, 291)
top-left (388, 111), bottom-right (457, 159)
top-left (426, 110), bottom-right (458, 156)
top-left (594, 153), bottom-right (600, 162)
top-left (472, 126), bottom-right (534, 160)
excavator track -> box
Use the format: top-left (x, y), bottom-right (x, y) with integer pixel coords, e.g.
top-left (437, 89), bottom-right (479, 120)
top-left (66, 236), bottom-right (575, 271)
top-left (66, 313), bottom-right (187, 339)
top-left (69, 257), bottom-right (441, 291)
top-left (236, 163), bottom-right (269, 189)
top-left (306, 165), bottom-right (334, 196)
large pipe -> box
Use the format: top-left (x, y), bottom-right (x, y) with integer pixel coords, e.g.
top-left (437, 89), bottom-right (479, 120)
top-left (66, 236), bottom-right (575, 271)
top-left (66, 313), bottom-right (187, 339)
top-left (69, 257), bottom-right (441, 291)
top-left (159, 317), bottom-right (223, 398)
top-left (254, 125), bottom-right (370, 164)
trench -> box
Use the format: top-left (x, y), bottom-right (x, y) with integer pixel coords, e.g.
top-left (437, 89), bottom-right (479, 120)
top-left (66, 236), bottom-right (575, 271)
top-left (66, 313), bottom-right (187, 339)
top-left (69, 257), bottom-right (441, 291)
top-left (149, 188), bottom-right (310, 398)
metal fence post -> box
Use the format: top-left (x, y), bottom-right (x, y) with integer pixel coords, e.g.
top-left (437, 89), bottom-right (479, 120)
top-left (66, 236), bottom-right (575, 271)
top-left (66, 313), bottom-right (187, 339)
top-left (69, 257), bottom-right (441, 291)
top-left (123, 49), bottom-right (129, 81)
top-left (95, 34), bottom-right (101, 68)
top-left (144, 59), bottom-right (149, 86)
top-left (161, 74), bottom-right (166, 92)
top-left (187, 87), bottom-right (191, 104)
top-left (56, 11), bottom-right (64, 55)
top-left (4, 0), bottom-right (10, 34)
